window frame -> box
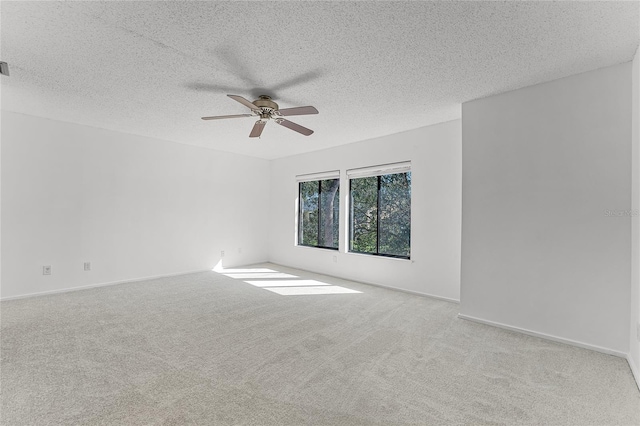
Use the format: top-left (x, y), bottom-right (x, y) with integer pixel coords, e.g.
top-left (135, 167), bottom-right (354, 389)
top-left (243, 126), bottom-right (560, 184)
top-left (348, 165), bottom-right (411, 260)
top-left (297, 177), bottom-right (340, 251)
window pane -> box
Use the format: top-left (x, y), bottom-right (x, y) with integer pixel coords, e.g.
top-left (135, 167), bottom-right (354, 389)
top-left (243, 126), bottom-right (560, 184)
top-left (350, 176), bottom-right (378, 254)
top-left (299, 181), bottom-right (318, 246)
top-left (298, 178), bottom-right (340, 249)
top-left (319, 179), bottom-right (340, 248)
top-left (379, 172), bottom-right (411, 257)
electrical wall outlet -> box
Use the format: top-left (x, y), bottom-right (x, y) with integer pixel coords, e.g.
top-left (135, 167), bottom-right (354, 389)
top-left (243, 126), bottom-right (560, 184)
top-left (43, 265), bottom-right (51, 275)
top-left (238, 247), bottom-right (242, 254)
top-left (637, 322), bottom-right (640, 342)
top-left (221, 250), bottom-right (225, 258)
top-left (84, 262), bottom-right (91, 271)
top-left (333, 255), bottom-right (337, 263)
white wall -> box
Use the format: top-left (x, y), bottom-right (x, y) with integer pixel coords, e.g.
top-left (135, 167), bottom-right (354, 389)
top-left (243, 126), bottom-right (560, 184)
top-left (268, 120), bottom-right (461, 301)
top-left (460, 63), bottom-right (632, 354)
top-left (631, 46), bottom-right (640, 382)
top-left (1, 111), bottom-right (270, 299)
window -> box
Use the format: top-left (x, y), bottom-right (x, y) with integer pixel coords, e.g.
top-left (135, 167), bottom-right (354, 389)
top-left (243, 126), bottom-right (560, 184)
top-left (349, 163), bottom-right (411, 259)
top-left (298, 174), bottom-right (340, 250)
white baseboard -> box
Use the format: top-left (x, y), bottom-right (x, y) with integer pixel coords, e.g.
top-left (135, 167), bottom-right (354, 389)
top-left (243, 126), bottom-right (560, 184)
top-left (0, 268), bottom-right (212, 301)
top-left (457, 313), bottom-right (627, 359)
top-left (360, 280), bottom-right (460, 304)
top-left (267, 261), bottom-right (460, 304)
top-left (628, 354), bottom-right (640, 392)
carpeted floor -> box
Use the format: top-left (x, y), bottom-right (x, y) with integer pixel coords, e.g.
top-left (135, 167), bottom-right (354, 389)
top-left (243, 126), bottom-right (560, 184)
top-left (1, 263), bottom-right (639, 425)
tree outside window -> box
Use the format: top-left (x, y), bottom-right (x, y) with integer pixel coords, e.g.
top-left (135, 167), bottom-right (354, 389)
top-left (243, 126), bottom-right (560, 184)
top-left (299, 178), bottom-right (339, 249)
top-left (350, 171), bottom-right (411, 258)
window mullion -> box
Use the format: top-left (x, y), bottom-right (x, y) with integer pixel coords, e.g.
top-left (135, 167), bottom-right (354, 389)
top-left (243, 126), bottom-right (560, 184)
top-left (317, 180), bottom-right (322, 247)
top-left (376, 175), bottom-right (381, 255)
top-left (349, 179), bottom-right (353, 252)
top-left (298, 182), bottom-right (302, 245)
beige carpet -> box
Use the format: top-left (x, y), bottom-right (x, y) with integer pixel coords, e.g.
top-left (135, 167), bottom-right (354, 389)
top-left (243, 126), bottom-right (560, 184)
top-left (1, 263), bottom-right (639, 425)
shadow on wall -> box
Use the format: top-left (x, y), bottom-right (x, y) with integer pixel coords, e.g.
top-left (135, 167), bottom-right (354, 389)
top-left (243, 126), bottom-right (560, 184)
top-left (211, 263), bottom-right (361, 296)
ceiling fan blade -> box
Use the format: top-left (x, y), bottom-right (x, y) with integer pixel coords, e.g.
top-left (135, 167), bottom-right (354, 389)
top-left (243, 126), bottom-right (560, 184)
top-left (277, 106), bottom-right (319, 117)
top-left (228, 94), bottom-right (260, 111)
top-left (249, 121), bottom-right (266, 138)
top-left (201, 114), bottom-right (253, 120)
top-left (276, 119), bottom-right (314, 136)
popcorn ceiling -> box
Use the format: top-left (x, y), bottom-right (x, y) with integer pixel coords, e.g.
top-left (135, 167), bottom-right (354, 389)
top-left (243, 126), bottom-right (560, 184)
top-left (1, 1), bottom-right (637, 159)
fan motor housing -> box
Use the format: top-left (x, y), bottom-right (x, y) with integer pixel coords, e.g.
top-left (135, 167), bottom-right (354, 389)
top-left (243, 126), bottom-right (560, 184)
top-left (253, 95), bottom-right (278, 111)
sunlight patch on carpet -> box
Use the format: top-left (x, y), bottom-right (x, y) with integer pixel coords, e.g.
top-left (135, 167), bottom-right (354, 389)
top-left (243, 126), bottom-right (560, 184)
top-left (244, 279), bottom-right (330, 288)
top-left (264, 286), bottom-right (362, 296)
top-left (214, 265), bottom-right (362, 296)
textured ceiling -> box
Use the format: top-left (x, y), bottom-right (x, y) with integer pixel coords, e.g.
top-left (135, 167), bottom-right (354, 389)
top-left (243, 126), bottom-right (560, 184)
top-left (1, 1), bottom-right (638, 160)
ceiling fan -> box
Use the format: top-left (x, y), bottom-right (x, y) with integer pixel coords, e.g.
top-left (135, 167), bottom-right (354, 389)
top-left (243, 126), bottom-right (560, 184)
top-left (201, 95), bottom-right (318, 138)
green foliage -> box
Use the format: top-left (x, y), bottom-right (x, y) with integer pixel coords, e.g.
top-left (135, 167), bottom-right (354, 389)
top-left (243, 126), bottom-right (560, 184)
top-left (300, 171), bottom-right (410, 257)
top-left (350, 176), bottom-right (378, 253)
top-left (350, 172), bottom-right (411, 257)
top-left (319, 179), bottom-right (340, 247)
top-left (379, 172), bottom-right (411, 257)
top-left (299, 181), bottom-right (319, 246)
top-left (299, 179), bottom-right (339, 249)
